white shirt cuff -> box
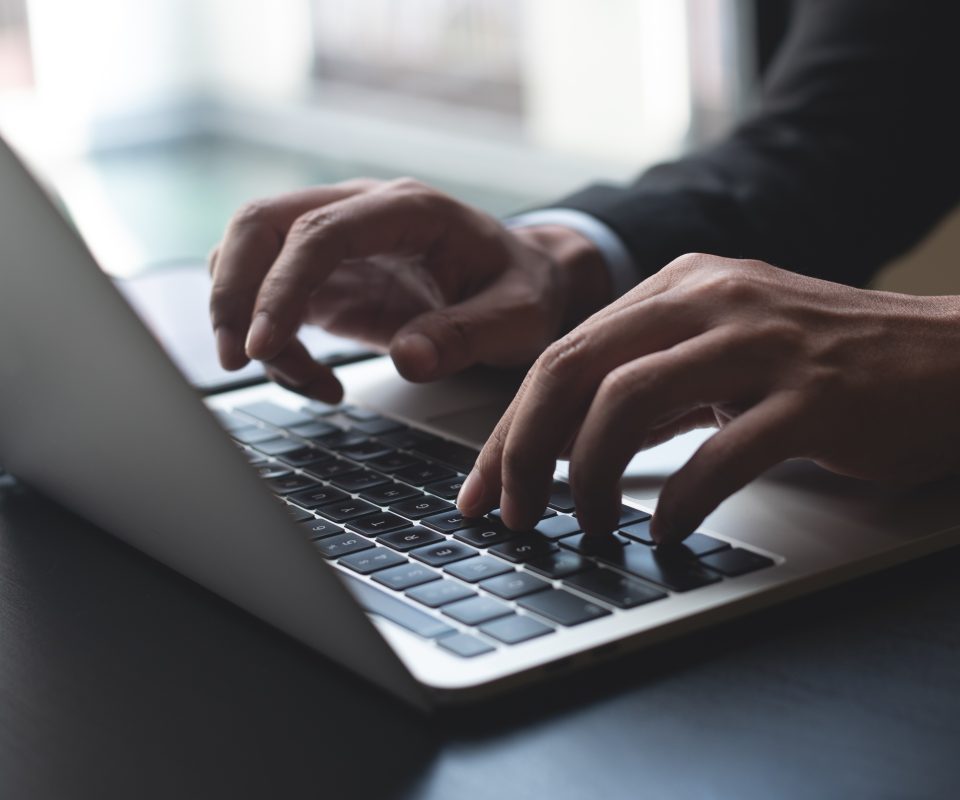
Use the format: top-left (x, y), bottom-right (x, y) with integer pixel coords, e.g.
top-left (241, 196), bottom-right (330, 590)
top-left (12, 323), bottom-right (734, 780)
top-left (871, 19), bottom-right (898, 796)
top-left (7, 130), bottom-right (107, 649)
top-left (504, 208), bottom-right (638, 299)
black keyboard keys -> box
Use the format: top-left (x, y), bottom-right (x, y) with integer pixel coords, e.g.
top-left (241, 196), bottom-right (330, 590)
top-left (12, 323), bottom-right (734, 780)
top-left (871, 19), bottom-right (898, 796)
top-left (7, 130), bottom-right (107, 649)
top-left (266, 474), bottom-right (319, 495)
top-left (289, 485), bottom-right (349, 509)
top-left (409, 438), bottom-right (478, 473)
top-left (300, 518), bottom-right (344, 540)
top-left (442, 596), bottom-right (512, 626)
top-left (372, 562), bottom-right (440, 591)
top-left (480, 571), bottom-right (550, 600)
top-left (390, 495), bottom-right (453, 520)
top-left (699, 548), bottom-right (774, 576)
top-left (533, 514), bottom-right (582, 540)
top-left (338, 547), bottom-right (407, 574)
top-left (437, 633), bottom-right (495, 658)
top-left (564, 569), bottom-right (666, 609)
top-left (424, 477), bottom-right (465, 500)
top-left (314, 532), bottom-right (373, 559)
top-left (420, 509), bottom-right (477, 533)
top-left (453, 523), bottom-right (515, 548)
top-left (547, 481), bottom-right (576, 512)
top-left (305, 459), bottom-right (358, 481)
top-left (444, 557), bottom-right (513, 583)
top-left (410, 540), bottom-right (477, 567)
top-left (341, 574), bottom-right (454, 639)
top-left (346, 512), bottom-right (411, 537)
top-left (559, 532), bottom-right (631, 557)
top-left (479, 615), bottom-right (554, 645)
top-left (659, 532), bottom-right (730, 558)
top-left (488, 534), bottom-right (558, 563)
top-left (617, 547), bottom-right (722, 592)
top-left (376, 527), bottom-right (444, 552)
top-left (406, 579), bottom-right (476, 608)
top-left (366, 452), bottom-right (421, 474)
top-left (525, 551), bottom-right (592, 579)
top-left (316, 498), bottom-right (379, 523)
top-left (237, 401), bottom-right (313, 429)
top-left (518, 590), bottom-right (610, 626)
top-left (330, 469), bottom-right (389, 493)
top-left (360, 482), bottom-right (422, 506)
top-left (394, 462), bottom-right (457, 486)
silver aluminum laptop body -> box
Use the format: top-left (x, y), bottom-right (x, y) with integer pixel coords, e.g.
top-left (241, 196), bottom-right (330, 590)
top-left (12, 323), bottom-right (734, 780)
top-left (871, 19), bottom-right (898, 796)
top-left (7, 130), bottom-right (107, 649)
top-left (2, 136), bottom-right (959, 708)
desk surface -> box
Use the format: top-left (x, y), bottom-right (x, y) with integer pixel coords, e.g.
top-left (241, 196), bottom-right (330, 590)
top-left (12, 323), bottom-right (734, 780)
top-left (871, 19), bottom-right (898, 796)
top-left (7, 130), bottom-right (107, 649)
top-left (2, 481), bottom-right (959, 800)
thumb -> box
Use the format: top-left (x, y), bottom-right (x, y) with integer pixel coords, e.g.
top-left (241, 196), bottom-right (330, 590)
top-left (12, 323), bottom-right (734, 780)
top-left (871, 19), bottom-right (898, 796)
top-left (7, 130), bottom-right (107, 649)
top-left (388, 292), bottom-right (519, 382)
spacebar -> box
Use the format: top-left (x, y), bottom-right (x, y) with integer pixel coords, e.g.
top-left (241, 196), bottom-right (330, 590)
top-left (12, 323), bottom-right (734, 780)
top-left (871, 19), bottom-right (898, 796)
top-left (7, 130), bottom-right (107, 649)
top-left (341, 573), bottom-right (456, 639)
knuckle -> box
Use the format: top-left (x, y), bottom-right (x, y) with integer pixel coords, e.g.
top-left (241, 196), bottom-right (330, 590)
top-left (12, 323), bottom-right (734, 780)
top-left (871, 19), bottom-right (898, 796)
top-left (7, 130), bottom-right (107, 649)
top-left (535, 333), bottom-right (589, 384)
top-left (594, 363), bottom-right (638, 410)
top-left (230, 199), bottom-right (273, 229)
top-left (336, 176), bottom-right (380, 193)
top-left (288, 207), bottom-right (337, 240)
top-left (662, 252), bottom-right (711, 279)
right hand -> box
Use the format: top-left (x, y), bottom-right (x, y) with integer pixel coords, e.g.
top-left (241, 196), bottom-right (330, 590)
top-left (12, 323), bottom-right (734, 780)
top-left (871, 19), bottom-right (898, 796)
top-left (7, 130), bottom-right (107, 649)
top-left (209, 178), bottom-right (610, 401)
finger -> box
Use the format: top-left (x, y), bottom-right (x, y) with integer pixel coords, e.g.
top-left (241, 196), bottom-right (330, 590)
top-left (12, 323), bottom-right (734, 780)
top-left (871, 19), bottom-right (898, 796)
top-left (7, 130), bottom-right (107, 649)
top-left (245, 186), bottom-right (457, 362)
top-left (493, 296), bottom-right (706, 530)
top-left (262, 337), bottom-right (344, 403)
top-left (569, 328), bottom-right (763, 534)
top-left (651, 391), bottom-right (806, 545)
top-left (388, 277), bottom-right (548, 382)
top-left (210, 181), bottom-right (376, 369)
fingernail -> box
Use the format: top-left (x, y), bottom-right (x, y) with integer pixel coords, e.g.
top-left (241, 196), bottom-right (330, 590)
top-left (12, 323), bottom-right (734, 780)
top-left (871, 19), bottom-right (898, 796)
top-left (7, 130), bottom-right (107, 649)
top-left (457, 469), bottom-right (484, 515)
top-left (215, 327), bottom-right (245, 369)
top-left (395, 333), bottom-right (439, 378)
top-left (245, 312), bottom-right (275, 358)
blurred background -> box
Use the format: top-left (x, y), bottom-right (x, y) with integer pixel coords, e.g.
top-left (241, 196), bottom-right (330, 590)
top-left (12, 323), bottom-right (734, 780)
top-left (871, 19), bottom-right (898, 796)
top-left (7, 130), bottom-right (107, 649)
top-left (0, 0), bottom-right (956, 290)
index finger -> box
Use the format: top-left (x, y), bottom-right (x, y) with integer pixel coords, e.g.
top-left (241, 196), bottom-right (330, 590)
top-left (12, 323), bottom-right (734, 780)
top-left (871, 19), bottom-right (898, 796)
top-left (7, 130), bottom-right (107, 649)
top-left (209, 181), bottom-right (377, 369)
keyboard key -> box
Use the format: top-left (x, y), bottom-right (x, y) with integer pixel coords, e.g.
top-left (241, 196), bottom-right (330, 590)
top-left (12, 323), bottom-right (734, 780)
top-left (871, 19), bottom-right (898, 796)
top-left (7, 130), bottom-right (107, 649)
top-left (547, 481), bottom-right (575, 512)
top-left (442, 596), bottom-right (512, 626)
top-left (313, 533), bottom-right (374, 559)
top-left (444, 556), bottom-right (513, 583)
top-left (343, 407), bottom-right (381, 422)
top-left (518, 589), bottom-right (611, 626)
top-left (525, 551), bottom-right (593, 579)
top-left (266, 474), bottom-right (320, 495)
top-left (619, 519), bottom-right (654, 543)
top-left (341, 574), bottom-right (455, 638)
top-left (488, 534), bottom-right (558, 563)
top-left (338, 547), bottom-right (407, 574)
top-left (661, 532), bottom-right (730, 559)
top-left (283, 504), bottom-right (314, 522)
top-left (410, 438), bottom-right (478, 473)
top-left (316, 498), bottom-right (379, 523)
top-left (420, 509), bottom-right (478, 533)
top-left (453, 524), bottom-right (516, 548)
top-left (288, 484), bottom-right (349, 509)
top-left (366, 452), bottom-right (421, 473)
top-left (277, 446), bottom-right (333, 468)
top-left (305, 459), bottom-right (358, 480)
top-left (288, 420), bottom-right (341, 439)
top-left (359, 482), bottom-right (422, 506)
top-left (424, 477), bottom-right (465, 500)
top-left (377, 430), bottom-right (432, 451)
top-left (337, 439), bottom-right (395, 462)
top-left (349, 416), bottom-right (406, 436)
top-left (699, 548), bottom-right (774, 576)
top-left (331, 469), bottom-right (390, 493)
top-left (377, 527), bottom-right (444, 552)
top-left (480, 571), bottom-right (550, 600)
top-left (489, 507), bottom-right (556, 524)
top-left (300, 518), bottom-right (344, 540)
top-left (480, 615), bottom-right (554, 645)
top-left (346, 512), bottom-right (412, 537)
top-left (390, 495), bottom-right (454, 520)
top-left (215, 409), bottom-right (253, 431)
top-left (237, 401), bottom-right (313, 429)
top-left (253, 462), bottom-right (292, 480)
top-left (319, 431), bottom-right (370, 451)
top-left (533, 514), bottom-right (582, 540)
top-left (232, 426), bottom-right (282, 445)
top-left (406, 579), bottom-right (476, 608)
top-left (437, 633), bottom-right (495, 657)
top-left (303, 400), bottom-right (343, 417)
top-left (564, 569), bottom-right (667, 609)
top-left (372, 562), bottom-right (441, 591)
top-left (255, 438), bottom-right (305, 457)
top-left (559, 532), bottom-right (632, 557)
top-left (410, 540), bottom-right (478, 567)
top-left (394, 462), bottom-right (457, 486)
top-left (615, 547), bottom-right (722, 592)
top-left (617, 505), bottom-right (652, 526)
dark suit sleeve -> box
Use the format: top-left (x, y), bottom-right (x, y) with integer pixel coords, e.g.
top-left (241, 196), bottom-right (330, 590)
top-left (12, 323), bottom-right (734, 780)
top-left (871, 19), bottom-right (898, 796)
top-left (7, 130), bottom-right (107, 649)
top-left (552, 0), bottom-right (960, 286)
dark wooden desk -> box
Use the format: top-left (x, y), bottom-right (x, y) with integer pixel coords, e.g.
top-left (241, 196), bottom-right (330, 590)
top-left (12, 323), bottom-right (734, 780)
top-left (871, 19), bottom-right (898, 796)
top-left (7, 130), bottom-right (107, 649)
top-left (2, 482), bottom-right (958, 799)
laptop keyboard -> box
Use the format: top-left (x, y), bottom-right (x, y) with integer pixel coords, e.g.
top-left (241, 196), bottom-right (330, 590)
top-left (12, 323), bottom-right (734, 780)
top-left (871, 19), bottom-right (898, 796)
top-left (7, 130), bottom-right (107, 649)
top-left (218, 400), bottom-right (776, 658)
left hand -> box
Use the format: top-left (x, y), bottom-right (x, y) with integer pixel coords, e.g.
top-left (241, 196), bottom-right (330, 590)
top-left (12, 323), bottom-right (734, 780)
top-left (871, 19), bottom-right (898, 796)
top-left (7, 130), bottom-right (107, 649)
top-left (456, 254), bottom-right (960, 543)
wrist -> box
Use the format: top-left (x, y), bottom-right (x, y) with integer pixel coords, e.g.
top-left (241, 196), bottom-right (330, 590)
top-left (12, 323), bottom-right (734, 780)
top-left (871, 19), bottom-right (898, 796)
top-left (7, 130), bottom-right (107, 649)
top-left (511, 225), bottom-right (612, 331)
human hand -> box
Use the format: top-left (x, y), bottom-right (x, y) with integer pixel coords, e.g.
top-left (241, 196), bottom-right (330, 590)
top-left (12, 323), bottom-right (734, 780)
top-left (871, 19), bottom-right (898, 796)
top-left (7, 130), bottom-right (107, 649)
top-left (209, 179), bottom-right (610, 400)
top-left (456, 254), bottom-right (960, 543)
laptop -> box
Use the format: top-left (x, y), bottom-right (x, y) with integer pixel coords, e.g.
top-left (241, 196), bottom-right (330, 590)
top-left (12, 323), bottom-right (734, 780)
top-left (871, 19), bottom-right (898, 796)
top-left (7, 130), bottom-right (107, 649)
top-left (3, 135), bottom-right (960, 710)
